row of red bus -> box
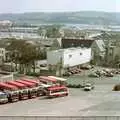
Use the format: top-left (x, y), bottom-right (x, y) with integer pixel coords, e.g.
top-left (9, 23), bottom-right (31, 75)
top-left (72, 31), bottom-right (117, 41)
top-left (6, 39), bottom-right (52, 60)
top-left (0, 76), bottom-right (69, 104)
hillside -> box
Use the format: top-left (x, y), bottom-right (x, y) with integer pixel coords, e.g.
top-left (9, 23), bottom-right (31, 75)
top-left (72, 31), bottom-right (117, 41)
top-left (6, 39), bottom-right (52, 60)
top-left (0, 11), bottom-right (119, 25)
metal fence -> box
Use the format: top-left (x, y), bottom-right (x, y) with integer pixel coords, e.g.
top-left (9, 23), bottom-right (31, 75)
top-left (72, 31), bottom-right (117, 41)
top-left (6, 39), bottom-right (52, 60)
top-left (0, 116), bottom-right (120, 120)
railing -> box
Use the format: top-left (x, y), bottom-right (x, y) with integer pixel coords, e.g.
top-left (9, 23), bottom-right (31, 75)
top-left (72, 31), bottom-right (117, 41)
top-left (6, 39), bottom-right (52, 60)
top-left (0, 116), bottom-right (120, 120)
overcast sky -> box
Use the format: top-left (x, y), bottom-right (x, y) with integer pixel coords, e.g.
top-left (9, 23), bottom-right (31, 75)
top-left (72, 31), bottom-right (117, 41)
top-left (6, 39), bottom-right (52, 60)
top-left (0, 0), bottom-right (119, 13)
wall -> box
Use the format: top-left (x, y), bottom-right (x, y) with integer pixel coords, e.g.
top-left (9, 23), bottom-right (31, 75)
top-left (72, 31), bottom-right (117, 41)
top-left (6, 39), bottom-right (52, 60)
top-left (63, 48), bottom-right (91, 67)
top-left (47, 50), bottom-right (63, 66)
top-left (113, 47), bottom-right (120, 59)
top-left (47, 48), bottom-right (92, 68)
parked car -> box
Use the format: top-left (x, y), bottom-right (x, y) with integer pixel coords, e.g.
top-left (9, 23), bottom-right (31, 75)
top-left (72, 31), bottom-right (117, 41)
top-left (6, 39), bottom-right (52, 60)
top-left (81, 65), bottom-right (92, 70)
top-left (83, 83), bottom-right (94, 91)
top-left (40, 64), bottom-right (47, 67)
top-left (88, 73), bottom-right (100, 78)
top-left (105, 72), bottom-right (114, 77)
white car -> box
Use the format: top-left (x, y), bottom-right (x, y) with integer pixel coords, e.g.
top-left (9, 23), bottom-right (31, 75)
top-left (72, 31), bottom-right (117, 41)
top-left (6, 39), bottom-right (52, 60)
top-left (84, 83), bottom-right (94, 91)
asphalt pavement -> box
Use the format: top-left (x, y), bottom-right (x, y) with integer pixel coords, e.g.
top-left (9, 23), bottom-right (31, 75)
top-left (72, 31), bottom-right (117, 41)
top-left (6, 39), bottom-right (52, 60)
top-left (0, 75), bottom-right (120, 117)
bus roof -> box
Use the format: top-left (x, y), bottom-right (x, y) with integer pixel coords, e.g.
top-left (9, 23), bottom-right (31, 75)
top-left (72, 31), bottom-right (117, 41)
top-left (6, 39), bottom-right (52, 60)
top-left (7, 81), bottom-right (26, 88)
top-left (0, 82), bottom-right (18, 90)
top-left (21, 78), bottom-right (39, 84)
top-left (40, 83), bottom-right (52, 88)
top-left (48, 76), bottom-right (67, 81)
top-left (15, 80), bottom-right (35, 87)
top-left (48, 86), bottom-right (67, 91)
top-left (39, 76), bottom-right (56, 82)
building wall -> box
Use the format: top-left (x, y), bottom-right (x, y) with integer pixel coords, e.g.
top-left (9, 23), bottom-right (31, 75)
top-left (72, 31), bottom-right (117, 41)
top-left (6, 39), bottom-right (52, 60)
top-left (47, 48), bottom-right (92, 68)
top-left (106, 46), bottom-right (120, 65)
top-left (47, 49), bottom-right (63, 66)
top-left (63, 48), bottom-right (91, 67)
top-left (113, 47), bottom-right (120, 59)
top-left (61, 38), bottom-right (94, 48)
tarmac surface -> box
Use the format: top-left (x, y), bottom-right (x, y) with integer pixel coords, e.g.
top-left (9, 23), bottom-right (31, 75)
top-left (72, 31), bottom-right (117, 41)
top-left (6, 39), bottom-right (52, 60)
top-left (0, 75), bottom-right (120, 118)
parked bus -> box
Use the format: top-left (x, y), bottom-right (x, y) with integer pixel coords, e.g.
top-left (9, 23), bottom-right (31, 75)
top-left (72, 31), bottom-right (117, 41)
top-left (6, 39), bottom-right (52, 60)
top-left (0, 83), bottom-right (19, 102)
top-left (48, 76), bottom-right (67, 86)
top-left (21, 78), bottom-right (44, 96)
top-left (46, 86), bottom-right (69, 98)
top-left (15, 80), bottom-right (38, 98)
top-left (39, 76), bottom-right (57, 86)
top-left (7, 81), bottom-right (29, 100)
top-left (21, 78), bottom-right (39, 86)
top-left (0, 92), bottom-right (8, 104)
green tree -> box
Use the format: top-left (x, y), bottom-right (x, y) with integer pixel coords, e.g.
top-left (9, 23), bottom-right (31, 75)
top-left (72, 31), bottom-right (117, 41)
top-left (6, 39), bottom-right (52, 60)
top-left (6, 39), bottom-right (41, 74)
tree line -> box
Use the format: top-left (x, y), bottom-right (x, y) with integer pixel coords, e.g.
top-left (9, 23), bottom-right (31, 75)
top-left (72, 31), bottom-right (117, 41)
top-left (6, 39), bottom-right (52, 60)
top-left (6, 39), bottom-right (46, 74)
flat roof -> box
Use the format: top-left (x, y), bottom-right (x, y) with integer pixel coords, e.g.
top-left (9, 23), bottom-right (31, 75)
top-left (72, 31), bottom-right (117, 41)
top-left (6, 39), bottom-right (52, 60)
top-left (48, 76), bottom-right (67, 81)
top-left (51, 47), bottom-right (90, 53)
top-left (7, 81), bottom-right (26, 88)
top-left (21, 78), bottom-right (39, 84)
top-left (0, 82), bottom-right (18, 89)
top-left (16, 80), bottom-right (35, 87)
top-left (48, 86), bottom-right (67, 91)
top-left (39, 76), bottom-right (56, 82)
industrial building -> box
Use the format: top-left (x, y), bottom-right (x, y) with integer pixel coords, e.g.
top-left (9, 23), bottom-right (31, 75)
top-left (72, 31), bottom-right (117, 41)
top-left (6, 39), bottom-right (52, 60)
top-left (47, 47), bottom-right (92, 68)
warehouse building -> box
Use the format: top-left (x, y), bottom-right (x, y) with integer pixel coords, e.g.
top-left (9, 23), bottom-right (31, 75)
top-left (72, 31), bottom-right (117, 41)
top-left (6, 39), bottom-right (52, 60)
top-left (47, 47), bottom-right (92, 69)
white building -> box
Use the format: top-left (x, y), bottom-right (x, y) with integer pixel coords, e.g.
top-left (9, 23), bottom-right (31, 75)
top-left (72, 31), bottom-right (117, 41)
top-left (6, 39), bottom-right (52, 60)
top-left (47, 47), bottom-right (92, 68)
top-left (0, 48), bottom-right (6, 65)
top-left (0, 20), bottom-right (12, 27)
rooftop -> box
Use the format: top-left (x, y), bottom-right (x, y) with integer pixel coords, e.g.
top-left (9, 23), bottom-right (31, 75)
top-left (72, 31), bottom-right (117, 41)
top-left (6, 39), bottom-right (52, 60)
top-left (51, 47), bottom-right (90, 53)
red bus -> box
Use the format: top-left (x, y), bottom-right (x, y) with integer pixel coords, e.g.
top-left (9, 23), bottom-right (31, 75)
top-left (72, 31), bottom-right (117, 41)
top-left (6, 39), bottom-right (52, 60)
top-left (46, 86), bottom-right (69, 98)
top-left (15, 80), bottom-right (38, 98)
top-left (39, 76), bottom-right (57, 86)
top-left (21, 78), bottom-right (39, 86)
top-left (21, 78), bottom-right (44, 96)
top-left (48, 76), bottom-right (67, 86)
top-left (0, 83), bottom-right (19, 102)
top-left (7, 81), bottom-right (29, 100)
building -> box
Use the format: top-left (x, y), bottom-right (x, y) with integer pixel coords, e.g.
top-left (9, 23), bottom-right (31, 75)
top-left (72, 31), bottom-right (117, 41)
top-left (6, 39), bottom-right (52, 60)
top-left (47, 47), bottom-right (92, 69)
top-left (106, 45), bottom-right (120, 67)
top-left (91, 40), bottom-right (106, 65)
top-left (0, 20), bottom-right (12, 27)
top-left (60, 38), bottom-right (94, 48)
top-left (0, 48), bottom-right (6, 65)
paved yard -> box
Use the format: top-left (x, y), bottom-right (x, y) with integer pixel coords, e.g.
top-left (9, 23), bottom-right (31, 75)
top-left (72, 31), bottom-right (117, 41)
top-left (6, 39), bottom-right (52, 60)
top-left (0, 72), bottom-right (120, 120)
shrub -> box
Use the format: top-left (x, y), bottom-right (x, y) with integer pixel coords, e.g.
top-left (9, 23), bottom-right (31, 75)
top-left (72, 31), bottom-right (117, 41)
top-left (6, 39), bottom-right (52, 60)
top-left (26, 72), bottom-right (40, 77)
top-left (113, 84), bottom-right (120, 91)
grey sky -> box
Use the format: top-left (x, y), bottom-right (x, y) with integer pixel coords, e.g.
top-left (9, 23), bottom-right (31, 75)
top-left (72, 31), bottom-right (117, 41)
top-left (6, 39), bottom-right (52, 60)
top-left (0, 0), bottom-right (119, 13)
